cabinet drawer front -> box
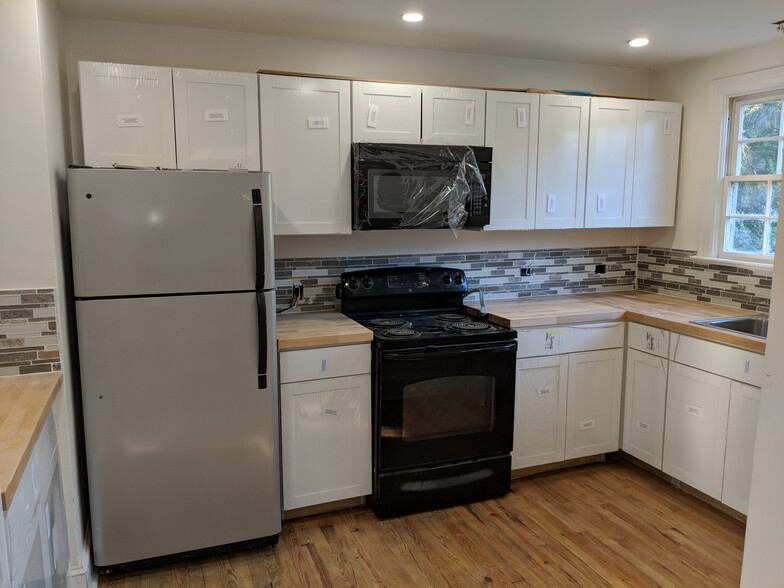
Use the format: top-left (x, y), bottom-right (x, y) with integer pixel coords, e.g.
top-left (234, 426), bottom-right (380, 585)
top-left (517, 322), bottom-right (624, 358)
top-left (627, 322), bottom-right (670, 357)
top-left (280, 344), bottom-right (371, 383)
top-left (670, 334), bottom-right (763, 387)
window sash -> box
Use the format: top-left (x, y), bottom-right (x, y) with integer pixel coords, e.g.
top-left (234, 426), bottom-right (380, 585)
top-left (720, 176), bottom-right (779, 261)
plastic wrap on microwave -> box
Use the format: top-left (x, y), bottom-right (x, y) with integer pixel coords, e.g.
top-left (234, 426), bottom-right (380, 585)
top-left (352, 143), bottom-right (488, 234)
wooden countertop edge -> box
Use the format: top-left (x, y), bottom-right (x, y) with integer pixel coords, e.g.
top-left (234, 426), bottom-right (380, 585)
top-left (0, 372), bottom-right (62, 510)
top-left (278, 333), bottom-right (374, 351)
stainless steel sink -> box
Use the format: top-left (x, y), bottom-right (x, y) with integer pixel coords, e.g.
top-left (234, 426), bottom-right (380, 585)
top-left (691, 315), bottom-right (769, 339)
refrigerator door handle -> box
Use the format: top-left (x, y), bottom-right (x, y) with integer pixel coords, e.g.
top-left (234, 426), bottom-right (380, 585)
top-left (252, 188), bottom-right (265, 291)
top-left (256, 292), bottom-right (268, 389)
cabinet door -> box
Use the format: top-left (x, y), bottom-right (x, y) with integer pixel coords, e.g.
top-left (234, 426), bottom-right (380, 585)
top-left (722, 382), bottom-right (761, 514)
top-left (260, 75), bottom-right (352, 234)
top-left (584, 98), bottom-right (637, 228)
top-left (512, 356), bottom-right (568, 469)
top-left (623, 349), bottom-right (667, 469)
top-left (663, 363), bottom-right (731, 500)
top-left (565, 348), bottom-right (623, 459)
top-left (352, 82), bottom-right (422, 143)
top-left (421, 86), bottom-right (486, 146)
top-left (281, 374), bottom-right (371, 509)
top-left (630, 101), bottom-right (682, 227)
top-left (535, 95), bottom-right (590, 229)
top-left (484, 91), bottom-right (540, 230)
top-left (78, 61), bottom-right (176, 168)
top-left (173, 68), bottom-right (260, 171)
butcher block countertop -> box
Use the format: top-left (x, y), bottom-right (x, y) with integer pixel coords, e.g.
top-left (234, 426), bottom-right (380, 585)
top-left (468, 291), bottom-right (766, 354)
top-left (0, 373), bottom-right (62, 509)
top-left (277, 312), bottom-right (373, 351)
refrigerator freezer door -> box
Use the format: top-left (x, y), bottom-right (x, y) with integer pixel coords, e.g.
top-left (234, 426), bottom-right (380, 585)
top-left (77, 291), bottom-right (280, 566)
top-left (67, 169), bottom-right (274, 297)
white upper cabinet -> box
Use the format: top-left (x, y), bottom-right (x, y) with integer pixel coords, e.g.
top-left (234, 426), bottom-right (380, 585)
top-left (260, 74), bottom-right (352, 235)
top-left (172, 68), bottom-right (260, 171)
top-left (484, 91), bottom-right (540, 230)
top-left (584, 98), bottom-right (637, 228)
top-left (79, 61), bottom-right (176, 168)
top-left (352, 82), bottom-right (422, 143)
top-left (631, 101), bottom-right (683, 227)
top-left (422, 86), bottom-right (486, 146)
top-left (535, 95), bottom-right (590, 229)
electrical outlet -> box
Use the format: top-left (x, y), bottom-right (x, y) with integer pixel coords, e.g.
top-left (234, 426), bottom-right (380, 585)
top-left (520, 267), bottom-right (532, 277)
top-left (292, 282), bottom-right (304, 301)
top-left (594, 264), bottom-right (607, 274)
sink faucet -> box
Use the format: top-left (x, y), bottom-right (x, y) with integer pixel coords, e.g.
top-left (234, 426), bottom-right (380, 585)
top-left (464, 288), bottom-right (488, 318)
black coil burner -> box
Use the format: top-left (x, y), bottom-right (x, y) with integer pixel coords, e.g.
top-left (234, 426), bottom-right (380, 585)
top-left (370, 318), bottom-right (409, 328)
top-left (383, 328), bottom-right (419, 338)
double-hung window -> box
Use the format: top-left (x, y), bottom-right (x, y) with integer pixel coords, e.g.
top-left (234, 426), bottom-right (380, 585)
top-left (721, 92), bottom-right (783, 262)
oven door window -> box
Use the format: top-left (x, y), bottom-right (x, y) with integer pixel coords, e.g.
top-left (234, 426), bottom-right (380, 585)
top-left (402, 375), bottom-right (494, 442)
top-left (377, 342), bottom-right (516, 471)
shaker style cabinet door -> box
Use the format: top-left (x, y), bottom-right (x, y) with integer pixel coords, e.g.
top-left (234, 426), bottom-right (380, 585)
top-left (584, 98), bottom-right (637, 228)
top-left (260, 74), bottom-right (352, 234)
top-left (630, 101), bottom-right (682, 227)
top-left (352, 82), bottom-right (422, 144)
top-left (535, 95), bottom-right (590, 229)
top-left (722, 381), bottom-right (761, 514)
top-left (622, 348), bottom-right (667, 469)
top-left (512, 355), bottom-right (568, 469)
top-left (484, 91), bottom-right (540, 230)
top-left (421, 86), bottom-right (486, 146)
top-left (173, 68), bottom-right (260, 171)
top-left (662, 362), bottom-right (731, 500)
top-left (79, 61), bottom-right (176, 168)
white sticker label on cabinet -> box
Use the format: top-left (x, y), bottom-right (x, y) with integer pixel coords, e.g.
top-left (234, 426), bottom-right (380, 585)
top-left (547, 193), bottom-right (557, 213)
top-left (663, 116), bottom-right (672, 135)
top-left (597, 193), bottom-right (606, 213)
top-left (516, 106), bottom-right (527, 128)
top-left (320, 358), bottom-right (328, 373)
top-left (686, 403), bottom-right (704, 418)
top-left (204, 109), bottom-right (229, 122)
top-left (307, 117), bottom-right (330, 130)
top-left (536, 387), bottom-right (552, 398)
top-left (367, 104), bottom-right (379, 128)
top-left (323, 407), bottom-right (340, 417)
top-left (544, 331), bottom-right (564, 350)
top-left (637, 420), bottom-right (651, 432)
top-left (116, 114), bottom-right (144, 127)
top-left (579, 419), bottom-right (596, 432)
top-left (465, 103), bottom-right (475, 126)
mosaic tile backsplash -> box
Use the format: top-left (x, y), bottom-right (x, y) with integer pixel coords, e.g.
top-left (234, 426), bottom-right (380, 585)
top-left (637, 247), bottom-right (772, 312)
top-left (0, 289), bottom-right (61, 376)
top-left (275, 246), bottom-right (638, 313)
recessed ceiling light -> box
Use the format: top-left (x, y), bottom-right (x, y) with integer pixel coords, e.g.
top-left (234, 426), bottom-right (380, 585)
top-left (402, 12), bottom-right (424, 23)
top-left (628, 37), bottom-right (650, 48)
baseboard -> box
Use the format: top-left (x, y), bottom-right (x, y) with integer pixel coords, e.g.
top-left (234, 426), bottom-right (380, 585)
top-left (511, 454), bottom-right (606, 480)
top-left (283, 496), bottom-right (366, 520)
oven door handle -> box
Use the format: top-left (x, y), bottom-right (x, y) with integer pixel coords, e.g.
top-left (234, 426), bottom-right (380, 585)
top-left (383, 341), bottom-right (517, 360)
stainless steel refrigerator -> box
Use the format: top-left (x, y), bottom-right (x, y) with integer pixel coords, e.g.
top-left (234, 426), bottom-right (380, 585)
top-left (67, 168), bottom-right (281, 569)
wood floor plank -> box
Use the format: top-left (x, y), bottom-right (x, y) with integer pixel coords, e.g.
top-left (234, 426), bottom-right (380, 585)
top-left (99, 462), bottom-right (745, 588)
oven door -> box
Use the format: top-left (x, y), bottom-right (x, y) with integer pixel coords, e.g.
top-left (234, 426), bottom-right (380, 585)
top-left (376, 340), bottom-right (516, 471)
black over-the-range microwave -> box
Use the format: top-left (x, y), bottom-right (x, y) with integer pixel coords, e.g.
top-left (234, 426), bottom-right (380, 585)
top-left (351, 143), bottom-right (492, 230)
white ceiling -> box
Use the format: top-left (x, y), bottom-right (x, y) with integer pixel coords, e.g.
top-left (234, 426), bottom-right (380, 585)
top-left (57, 0), bottom-right (784, 68)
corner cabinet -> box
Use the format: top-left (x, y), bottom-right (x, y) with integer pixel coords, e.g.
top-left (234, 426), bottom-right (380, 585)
top-left (484, 91), bottom-right (540, 230)
top-left (279, 344), bottom-right (372, 510)
top-left (260, 74), bottom-right (352, 235)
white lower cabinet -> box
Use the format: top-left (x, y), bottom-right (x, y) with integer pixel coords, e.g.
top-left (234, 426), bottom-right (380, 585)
top-left (513, 323), bottom-right (623, 469)
top-left (662, 362), bottom-right (731, 500)
top-left (279, 345), bottom-right (372, 510)
top-left (722, 382), bottom-right (761, 515)
top-left (622, 348), bottom-right (668, 469)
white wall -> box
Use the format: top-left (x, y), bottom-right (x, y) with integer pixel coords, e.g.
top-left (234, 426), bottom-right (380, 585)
top-left (645, 37), bottom-right (784, 253)
top-left (0, 0), bottom-right (57, 288)
top-left (64, 18), bottom-right (657, 259)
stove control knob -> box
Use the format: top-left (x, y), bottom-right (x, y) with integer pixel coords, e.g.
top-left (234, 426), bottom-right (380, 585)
top-left (442, 274), bottom-right (452, 285)
top-left (454, 274), bottom-right (464, 285)
top-left (361, 277), bottom-right (374, 289)
top-left (347, 278), bottom-right (360, 291)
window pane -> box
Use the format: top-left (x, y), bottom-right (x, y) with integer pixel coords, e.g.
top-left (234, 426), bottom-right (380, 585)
top-left (726, 218), bottom-right (764, 254)
top-left (740, 100), bottom-right (783, 139)
top-left (772, 181), bottom-right (781, 217)
top-left (738, 140), bottom-right (779, 175)
top-left (768, 220), bottom-right (778, 255)
top-left (728, 181), bottom-right (766, 215)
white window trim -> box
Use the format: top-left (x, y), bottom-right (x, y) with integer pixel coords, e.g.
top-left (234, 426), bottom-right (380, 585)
top-left (701, 65), bottom-right (784, 266)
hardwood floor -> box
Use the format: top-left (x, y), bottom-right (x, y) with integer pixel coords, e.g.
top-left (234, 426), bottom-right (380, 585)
top-left (101, 462), bottom-right (745, 587)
